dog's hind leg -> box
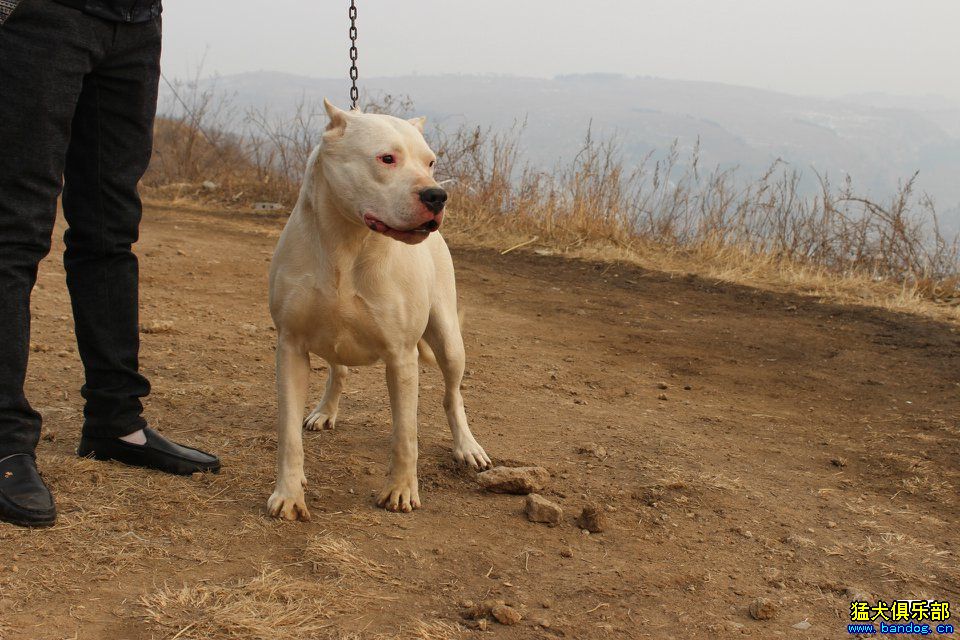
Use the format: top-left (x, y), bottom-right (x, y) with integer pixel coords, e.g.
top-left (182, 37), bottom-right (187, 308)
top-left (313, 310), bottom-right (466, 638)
top-left (267, 335), bottom-right (311, 521)
top-left (424, 307), bottom-right (491, 470)
top-left (304, 363), bottom-right (348, 431)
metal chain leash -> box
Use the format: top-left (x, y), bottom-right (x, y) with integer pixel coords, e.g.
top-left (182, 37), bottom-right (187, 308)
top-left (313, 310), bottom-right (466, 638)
top-left (348, 0), bottom-right (359, 109)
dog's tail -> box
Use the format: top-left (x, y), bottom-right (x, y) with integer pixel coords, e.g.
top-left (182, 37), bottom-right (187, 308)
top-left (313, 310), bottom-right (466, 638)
top-left (417, 306), bottom-right (466, 367)
top-left (417, 339), bottom-right (438, 367)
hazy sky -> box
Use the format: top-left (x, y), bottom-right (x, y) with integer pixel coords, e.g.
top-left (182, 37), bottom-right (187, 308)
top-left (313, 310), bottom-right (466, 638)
top-left (161, 1), bottom-right (960, 101)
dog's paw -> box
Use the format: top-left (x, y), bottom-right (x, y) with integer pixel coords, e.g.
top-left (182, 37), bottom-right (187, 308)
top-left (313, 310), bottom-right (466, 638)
top-left (376, 475), bottom-right (421, 513)
top-left (303, 406), bottom-right (337, 431)
top-left (267, 488), bottom-right (311, 521)
top-left (453, 439), bottom-right (492, 470)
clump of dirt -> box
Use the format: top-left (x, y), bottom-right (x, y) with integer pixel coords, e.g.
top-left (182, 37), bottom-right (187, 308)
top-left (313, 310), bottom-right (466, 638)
top-left (749, 597), bottom-right (778, 620)
top-left (477, 465), bottom-right (550, 494)
top-left (576, 504), bottom-right (608, 533)
top-left (525, 493), bottom-right (563, 524)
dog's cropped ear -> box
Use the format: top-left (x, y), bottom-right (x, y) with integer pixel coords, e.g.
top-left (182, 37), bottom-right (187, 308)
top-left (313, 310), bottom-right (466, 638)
top-left (323, 98), bottom-right (349, 135)
top-left (407, 116), bottom-right (426, 133)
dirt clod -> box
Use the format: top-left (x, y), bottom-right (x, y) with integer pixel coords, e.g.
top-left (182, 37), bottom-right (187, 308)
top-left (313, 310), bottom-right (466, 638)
top-left (141, 320), bottom-right (174, 334)
top-left (525, 493), bottom-right (563, 524)
top-left (491, 604), bottom-right (522, 625)
top-left (478, 466), bottom-right (550, 494)
top-left (576, 442), bottom-right (607, 458)
top-left (845, 586), bottom-right (871, 602)
top-left (463, 602), bottom-right (491, 620)
top-left (748, 597), bottom-right (777, 620)
top-left (723, 620), bottom-right (745, 632)
top-left (576, 504), bottom-right (607, 533)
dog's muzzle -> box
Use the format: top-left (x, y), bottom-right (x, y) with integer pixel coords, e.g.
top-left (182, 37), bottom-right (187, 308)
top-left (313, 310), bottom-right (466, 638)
top-left (419, 187), bottom-right (448, 214)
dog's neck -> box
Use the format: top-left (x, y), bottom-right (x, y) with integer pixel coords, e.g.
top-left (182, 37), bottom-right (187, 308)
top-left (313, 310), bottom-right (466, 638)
top-left (298, 152), bottom-right (394, 266)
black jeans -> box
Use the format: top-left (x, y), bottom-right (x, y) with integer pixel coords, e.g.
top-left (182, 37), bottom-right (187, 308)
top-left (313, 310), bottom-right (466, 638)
top-left (0, 0), bottom-right (161, 456)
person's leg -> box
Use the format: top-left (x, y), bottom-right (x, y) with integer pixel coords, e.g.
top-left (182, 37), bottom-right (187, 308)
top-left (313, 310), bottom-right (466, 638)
top-left (61, 18), bottom-right (162, 440)
top-left (68, 17), bottom-right (220, 475)
top-left (0, 0), bottom-right (104, 527)
top-left (0, 0), bottom-right (99, 457)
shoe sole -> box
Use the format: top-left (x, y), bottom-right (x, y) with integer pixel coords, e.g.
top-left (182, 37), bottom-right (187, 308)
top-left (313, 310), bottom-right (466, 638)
top-left (78, 449), bottom-right (221, 476)
top-left (0, 493), bottom-right (56, 528)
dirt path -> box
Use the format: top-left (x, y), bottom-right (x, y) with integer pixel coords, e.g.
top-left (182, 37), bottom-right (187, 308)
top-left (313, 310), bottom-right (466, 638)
top-left (1, 203), bottom-right (958, 640)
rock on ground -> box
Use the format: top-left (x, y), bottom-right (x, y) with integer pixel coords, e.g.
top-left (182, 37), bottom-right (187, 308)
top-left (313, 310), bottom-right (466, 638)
top-left (749, 597), bottom-right (777, 620)
top-left (491, 604), bottom-right (522, 625)
top-left (576, 504), bottom-right (608, 533)
top-left (525, 494), bottom-right (563, 524)
top-left (477, 466), bottom-right (550, 494)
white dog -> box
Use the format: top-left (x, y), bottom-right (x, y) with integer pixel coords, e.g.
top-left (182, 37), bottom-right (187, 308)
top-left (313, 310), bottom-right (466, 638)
top-left (266, 100), bottom-right (491, 520)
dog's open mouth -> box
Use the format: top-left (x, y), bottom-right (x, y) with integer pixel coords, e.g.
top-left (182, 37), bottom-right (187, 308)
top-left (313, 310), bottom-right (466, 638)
top-left (363, 213), bottom-right (441, 244)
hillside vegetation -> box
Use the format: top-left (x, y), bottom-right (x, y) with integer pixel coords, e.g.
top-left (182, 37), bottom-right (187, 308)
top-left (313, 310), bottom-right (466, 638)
top-left (143, 87), bottom-right (960, 320)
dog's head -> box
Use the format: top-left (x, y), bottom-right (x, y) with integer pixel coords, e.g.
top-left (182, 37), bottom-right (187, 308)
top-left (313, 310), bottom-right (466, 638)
top-left (318, 99), bottom-right (445, 245)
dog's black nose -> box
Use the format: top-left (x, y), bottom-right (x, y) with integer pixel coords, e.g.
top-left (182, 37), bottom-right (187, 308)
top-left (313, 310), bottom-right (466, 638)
top-left (419, 187), bottom-right (448, 214)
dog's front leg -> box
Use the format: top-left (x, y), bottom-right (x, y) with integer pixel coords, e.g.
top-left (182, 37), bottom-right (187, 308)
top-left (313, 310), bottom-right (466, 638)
top-left (267, 335), bottom-right (311, 521)
top-left (377, 352), bottom-right (421, 512)
top-left (424, 312), bottom-right (491, 470)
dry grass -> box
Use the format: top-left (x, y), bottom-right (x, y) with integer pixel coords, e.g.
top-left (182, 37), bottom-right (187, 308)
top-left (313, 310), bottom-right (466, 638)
top-left (139, 538), bottom-right (457, 640)
top-left (0, 442), bottom-right (458, 638)
top-left (403, 620), bottom-right (466, 640)
top-left (143, 85), bottom-right (960, 322)
top-left (873, 451), bottom-right (957, 501)
top-left (0, 454), bottom-right (231, 606)
top-left (137, 532), bottom-right (434, 639)
top-left (140, 567), bottom-right (340, 640)
top-left (305, 533), bottom-right (390, 582)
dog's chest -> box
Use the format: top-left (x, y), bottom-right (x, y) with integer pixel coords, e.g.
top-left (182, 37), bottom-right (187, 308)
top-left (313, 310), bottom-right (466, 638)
top-left (306, 290), bottom-right (376, 364)
top-left (304, 266), bottom-right (414, 365)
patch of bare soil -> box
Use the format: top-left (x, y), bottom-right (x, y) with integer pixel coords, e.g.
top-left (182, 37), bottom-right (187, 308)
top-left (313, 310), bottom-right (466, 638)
top-left (1, 203), bottom-right (958, 639)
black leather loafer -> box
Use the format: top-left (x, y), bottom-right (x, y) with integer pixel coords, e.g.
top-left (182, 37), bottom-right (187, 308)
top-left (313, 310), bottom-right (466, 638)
top-left (0, 453), bottom-right (57, 528)
top-left (77, 427), bottom-right (220, 476)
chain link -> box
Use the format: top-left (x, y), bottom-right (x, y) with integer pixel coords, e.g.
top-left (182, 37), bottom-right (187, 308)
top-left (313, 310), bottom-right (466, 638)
top-left (348, 0), bottom-right (359, 109)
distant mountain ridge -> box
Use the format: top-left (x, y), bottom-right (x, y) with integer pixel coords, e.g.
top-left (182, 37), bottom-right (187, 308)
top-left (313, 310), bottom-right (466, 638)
top-left (167, 71), bottom-right (960, 227)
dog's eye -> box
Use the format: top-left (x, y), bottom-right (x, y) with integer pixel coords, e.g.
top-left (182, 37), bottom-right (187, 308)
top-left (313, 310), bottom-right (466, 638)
top-left (379, 154), bottom-right (396, 165)
top-left (429, 160), bottom-right (436, 168)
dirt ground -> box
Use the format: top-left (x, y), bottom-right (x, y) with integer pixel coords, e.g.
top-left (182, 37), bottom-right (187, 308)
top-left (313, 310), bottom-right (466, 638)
top-left (1, 202), bottom-right (958, 640)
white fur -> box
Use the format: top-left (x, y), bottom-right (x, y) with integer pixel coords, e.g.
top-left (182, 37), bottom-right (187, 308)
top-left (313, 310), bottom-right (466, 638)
top-left (266, 100), bottom-right (491, 520)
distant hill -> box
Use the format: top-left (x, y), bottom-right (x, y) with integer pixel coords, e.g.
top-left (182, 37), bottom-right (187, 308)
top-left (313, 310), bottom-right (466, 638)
top-left (166, 72), bottom-right (960, 229)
